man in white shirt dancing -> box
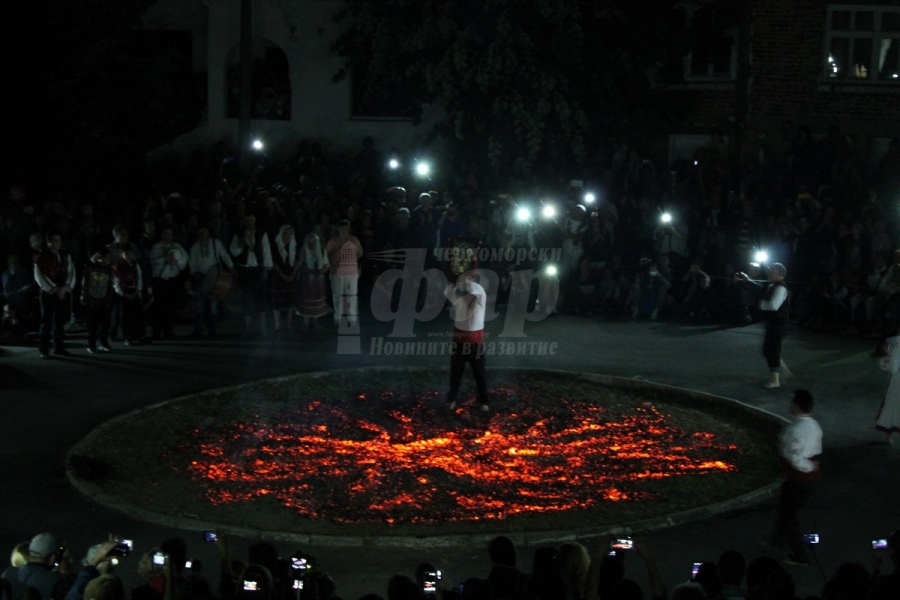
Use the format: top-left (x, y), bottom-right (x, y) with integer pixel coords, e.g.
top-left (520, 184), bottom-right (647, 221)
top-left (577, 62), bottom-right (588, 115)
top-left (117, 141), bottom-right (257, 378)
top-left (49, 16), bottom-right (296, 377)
top-left (765, 389), bottom-right (822, 566)
top-left (446, 273), bottom-right (489, 412)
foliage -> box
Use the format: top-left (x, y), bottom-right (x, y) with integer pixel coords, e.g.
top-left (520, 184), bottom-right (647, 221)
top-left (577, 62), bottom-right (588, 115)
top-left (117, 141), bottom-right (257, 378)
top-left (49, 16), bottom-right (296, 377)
top-left (4, 0), bottom-right (201, 192)
top-left (332, 0), bottom-right (691, 179)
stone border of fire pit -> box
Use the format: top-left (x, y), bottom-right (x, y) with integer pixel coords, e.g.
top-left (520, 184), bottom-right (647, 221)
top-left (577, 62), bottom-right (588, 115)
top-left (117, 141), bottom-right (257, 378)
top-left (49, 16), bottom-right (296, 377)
top-left (68, 367), bottom-right (786, 548)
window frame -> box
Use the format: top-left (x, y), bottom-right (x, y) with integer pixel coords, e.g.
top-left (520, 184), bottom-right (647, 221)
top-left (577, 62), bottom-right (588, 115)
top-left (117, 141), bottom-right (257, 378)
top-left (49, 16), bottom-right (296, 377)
top-left (681, 6), bottom-right (739, 82)
top-left (822, 4), bottom-right (900, 84)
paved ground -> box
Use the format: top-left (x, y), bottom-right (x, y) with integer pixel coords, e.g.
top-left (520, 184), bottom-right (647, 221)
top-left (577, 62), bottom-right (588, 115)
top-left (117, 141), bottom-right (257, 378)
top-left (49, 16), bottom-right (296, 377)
top-left (1, 312), bottom-right (896, 598)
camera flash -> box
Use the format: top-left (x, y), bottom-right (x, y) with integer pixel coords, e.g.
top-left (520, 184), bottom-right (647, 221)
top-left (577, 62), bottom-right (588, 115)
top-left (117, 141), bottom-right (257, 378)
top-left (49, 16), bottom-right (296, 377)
top-left (516, 207), bottom-right (531, 222)
top-left (755, 250), bottom-right (769, 263)
top-left (660, 212), bottom-right (673, 224)
top-left (252, 140), bottom-right (264, 151)
top-left (415, 162), bottom-right (431, 177)
top-left (388, 158), bottom-right (400, 169)
top-left (542, 205), bottom-right (556, 218)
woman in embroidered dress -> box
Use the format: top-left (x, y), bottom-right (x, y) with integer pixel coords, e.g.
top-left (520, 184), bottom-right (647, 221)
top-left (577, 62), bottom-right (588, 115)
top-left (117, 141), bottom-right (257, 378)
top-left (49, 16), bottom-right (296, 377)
top-left (295, 233), bottom-right (330, 329)
top-left (270, 225), bottom-right (300, 332)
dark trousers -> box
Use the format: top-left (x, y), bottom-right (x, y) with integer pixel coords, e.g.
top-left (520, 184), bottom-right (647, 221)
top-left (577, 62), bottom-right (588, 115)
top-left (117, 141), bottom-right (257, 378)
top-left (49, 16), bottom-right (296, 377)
top-left (448, 341), bottom-right (488, 405)
top-left (39, 291), bottom-right (68, 352)
top-left (121, 295), bottom-right (144, 341)
top-left (763, 319), bottom-right (788, 370)
top-left (108, 294), bottom-right (123, 338)
top-left (237, 267), bottom-right (267, 315)
top-left (86, 304), bottom-right (111, 348)
top-left (194, 294), bottom-right (219, 335)
top-left (773, 479), bottom-right (816, 562)
top-left (152, 277), bottom-right (180, 337)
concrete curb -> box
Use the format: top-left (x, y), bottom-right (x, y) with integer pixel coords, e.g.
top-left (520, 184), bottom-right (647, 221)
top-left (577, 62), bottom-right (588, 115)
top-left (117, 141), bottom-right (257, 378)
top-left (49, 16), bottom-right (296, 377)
top-left (67, 367), bottom-right (788, 548)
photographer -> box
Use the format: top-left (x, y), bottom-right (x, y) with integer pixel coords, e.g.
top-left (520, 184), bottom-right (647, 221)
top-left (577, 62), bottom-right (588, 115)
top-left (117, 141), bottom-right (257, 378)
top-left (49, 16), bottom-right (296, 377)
top-left (63, 538), bottom-right (120, 600)
top-left (2, 533), bottom-right (69, 600)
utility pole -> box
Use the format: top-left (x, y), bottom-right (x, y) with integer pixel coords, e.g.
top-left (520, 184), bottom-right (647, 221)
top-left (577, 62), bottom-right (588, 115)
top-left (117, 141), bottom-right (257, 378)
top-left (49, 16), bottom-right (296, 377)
top-left (238, 0), bottom-right (253, 181)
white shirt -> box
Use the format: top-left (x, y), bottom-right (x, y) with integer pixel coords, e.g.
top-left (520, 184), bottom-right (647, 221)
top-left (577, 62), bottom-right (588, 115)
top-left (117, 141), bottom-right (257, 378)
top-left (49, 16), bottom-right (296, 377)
top-left (445, 280), bottom-right (486, 332)
top-left (189, 238), bottom-right (233, 276)
top-left (230, 232), bottom-right (273, 268)
top-left (780, 414), bottom-right (822, 473)
top-left (150, 242), bottom-right (188, 279)
top-left (759, 284), bottom-right (787, 311)
top-left (33, 251), bottom-right (76, 293)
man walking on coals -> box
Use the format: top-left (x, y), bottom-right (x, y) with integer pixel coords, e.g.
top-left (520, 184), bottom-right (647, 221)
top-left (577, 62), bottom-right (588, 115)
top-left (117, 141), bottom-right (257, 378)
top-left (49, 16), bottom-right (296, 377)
top-left (738, 262), bottom-right (792, 388)
top-left (446, 272), bottom-right (489, 412)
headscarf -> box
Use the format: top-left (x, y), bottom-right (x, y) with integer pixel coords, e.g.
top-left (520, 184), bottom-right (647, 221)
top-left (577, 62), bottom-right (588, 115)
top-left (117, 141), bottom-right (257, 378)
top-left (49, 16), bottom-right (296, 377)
top-left (301, 233), bottom-right (328, 271)
top-left (275, 225), bottom-right (297, 267)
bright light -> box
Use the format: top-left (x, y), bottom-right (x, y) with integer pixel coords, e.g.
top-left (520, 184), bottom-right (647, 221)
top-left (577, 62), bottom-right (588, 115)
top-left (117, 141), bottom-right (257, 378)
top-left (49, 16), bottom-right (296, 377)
top-left (415, 162), bottom-right (431, 177)
top-left (516, 207), bottom-right (531, 222)
top-left (542, 205), bottom-right (557, 219)
top-left (388, 158), bottom-right (400, 170)
top-left (545, 265), bottom-right (558, 277)
top-left (252, 139), bottom-right (264, 151)
top-left (755, 250), bottom-right (769, 264)
top-left (584, 193), bottom-right (596, 204)
top-left (660, 212), bottom-right (673, 224)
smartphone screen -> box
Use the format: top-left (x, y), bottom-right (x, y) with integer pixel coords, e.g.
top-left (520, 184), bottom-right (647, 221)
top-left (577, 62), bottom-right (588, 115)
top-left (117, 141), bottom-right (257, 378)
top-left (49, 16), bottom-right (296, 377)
top-left (691, 562), bottom-right (702, 579)
top-left (611, 537), bottom-right (633, 550)
top-left (802, 533), bottom-right (820, 544)
top-left (872, 538), bottom-right (889, 549)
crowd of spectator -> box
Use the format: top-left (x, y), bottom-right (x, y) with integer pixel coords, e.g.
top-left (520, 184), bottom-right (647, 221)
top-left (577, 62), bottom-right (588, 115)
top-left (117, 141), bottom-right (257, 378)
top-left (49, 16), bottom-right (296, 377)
top-left (2, 530), bottom-right (897, 600)
top-left (1, 128), bottom-right (899, 349)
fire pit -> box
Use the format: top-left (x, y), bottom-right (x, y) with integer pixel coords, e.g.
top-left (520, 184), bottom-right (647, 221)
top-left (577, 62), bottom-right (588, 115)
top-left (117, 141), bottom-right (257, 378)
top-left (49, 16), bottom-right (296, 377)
top-left (69, 368), bottom-right (782, 542)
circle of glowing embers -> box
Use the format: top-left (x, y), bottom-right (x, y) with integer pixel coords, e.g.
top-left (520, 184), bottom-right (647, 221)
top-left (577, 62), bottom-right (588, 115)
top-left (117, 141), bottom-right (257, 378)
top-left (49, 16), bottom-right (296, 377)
top-left (184, 386), bottom-right (739, 524)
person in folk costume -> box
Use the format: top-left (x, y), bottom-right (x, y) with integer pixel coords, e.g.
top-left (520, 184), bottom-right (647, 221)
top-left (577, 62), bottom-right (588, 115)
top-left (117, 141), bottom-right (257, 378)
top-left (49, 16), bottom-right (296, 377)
top-left (876, 335), bottom-right (900, 444)
top-left (271, 224), bottom-right (301, 332)
top-left (188, 224), bottom-right (233, 337)
top-left (33, 231), bottom-right (77, 358)
top-left (112, 247), bottom-right (145, 345)
top-left (81, 247), bottom-right (114, 353)
top-left (737, 262), bottom-right (793, 388)
top-left (229, 213), bottom-right (273, 336)
top-left (149, 226), bottom-right (188, 339)
top-left (325, 219), bottom-right (363, 325)
top-left (295, 232), bottom-right (330, 329)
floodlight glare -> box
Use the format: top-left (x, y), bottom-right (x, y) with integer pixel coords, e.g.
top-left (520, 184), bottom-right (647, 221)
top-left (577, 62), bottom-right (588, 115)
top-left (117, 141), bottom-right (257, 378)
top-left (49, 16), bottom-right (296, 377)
top-left (542, 205), bottom-right (557, 219)
top-left (660, 212), bottom-right (673, 224)
top-left (755, 250), bottom-right (769, 264)
top-left (388, 158), bottom-right (400, 170)
top-left (584, 193), bottom-right (596, 204)
top-left (252, 139), bottom-right (264, 151)
top-left (545, 265), bottom-right (558, 277)
top-left (415, 162), bottom-right (431, 177)
top-left (516, 207), bottom-right (531, 222)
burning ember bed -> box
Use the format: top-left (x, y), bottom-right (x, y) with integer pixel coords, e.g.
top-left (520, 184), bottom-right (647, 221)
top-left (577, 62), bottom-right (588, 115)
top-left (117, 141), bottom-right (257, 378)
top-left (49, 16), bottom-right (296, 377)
top-left (70, 369), bottom-right (782, 538)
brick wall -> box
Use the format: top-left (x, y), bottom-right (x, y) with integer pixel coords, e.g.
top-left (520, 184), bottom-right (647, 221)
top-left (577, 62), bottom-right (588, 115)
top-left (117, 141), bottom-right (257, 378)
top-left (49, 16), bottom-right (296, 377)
top-left (670, 0), bottom-right (900, 139)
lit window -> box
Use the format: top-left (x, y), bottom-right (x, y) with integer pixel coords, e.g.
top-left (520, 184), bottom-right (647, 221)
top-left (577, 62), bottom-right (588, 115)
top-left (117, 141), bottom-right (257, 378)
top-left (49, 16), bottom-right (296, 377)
top-left (824, 5), bottom-right (900, 82)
